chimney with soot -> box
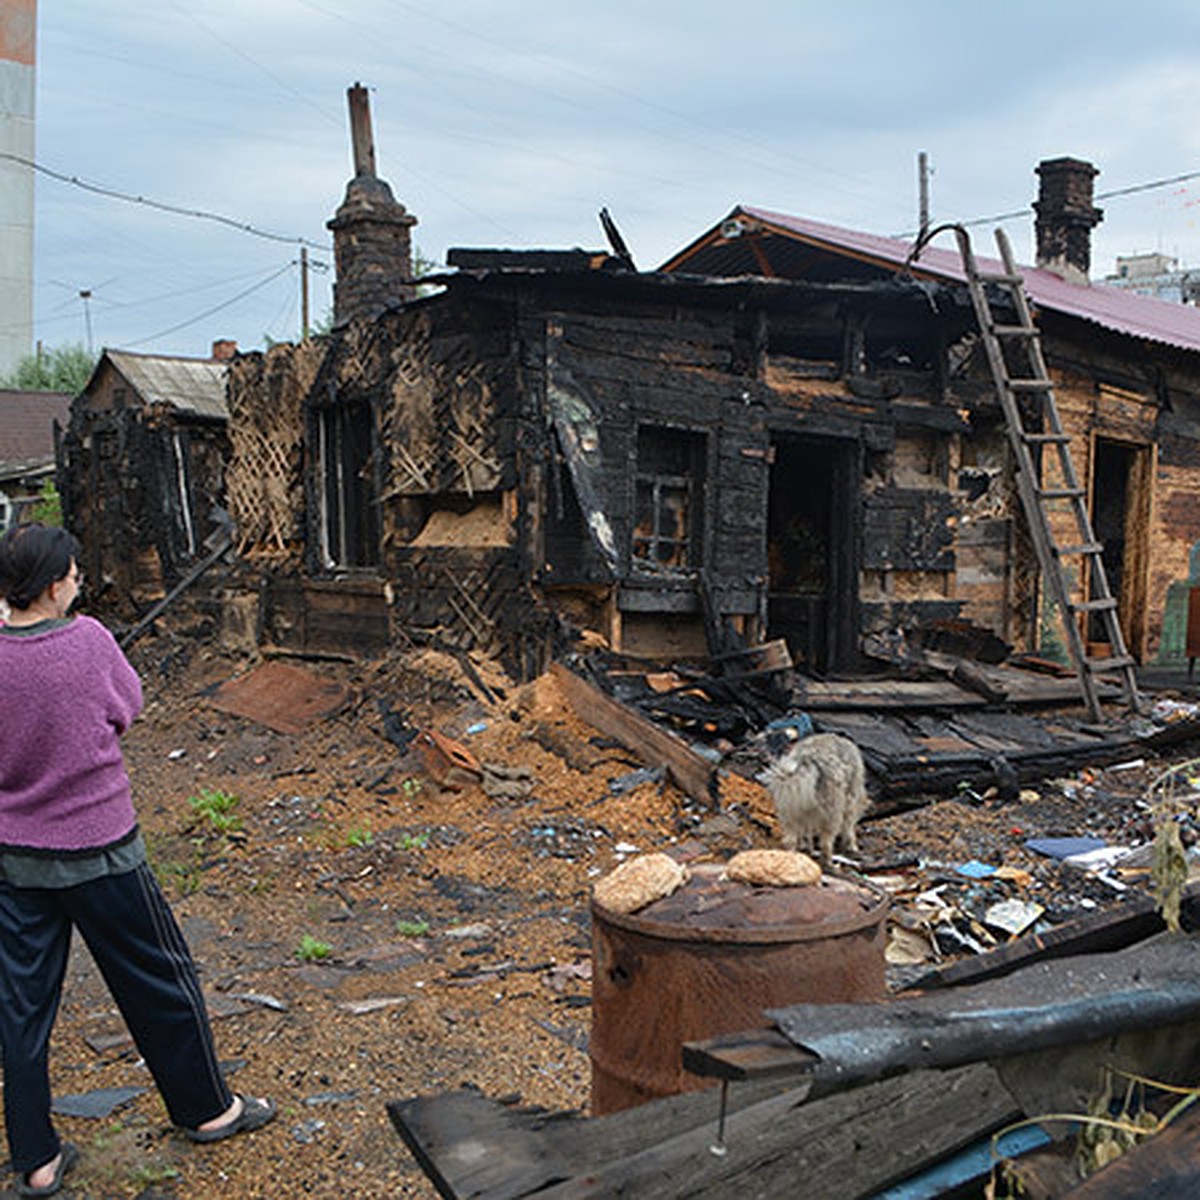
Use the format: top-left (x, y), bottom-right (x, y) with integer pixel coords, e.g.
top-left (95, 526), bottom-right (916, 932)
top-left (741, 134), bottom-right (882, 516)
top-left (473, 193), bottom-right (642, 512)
top-left (327, 83), bottom-right (417, 325)
top-left (1034, 157), bottom-right (1103, 284)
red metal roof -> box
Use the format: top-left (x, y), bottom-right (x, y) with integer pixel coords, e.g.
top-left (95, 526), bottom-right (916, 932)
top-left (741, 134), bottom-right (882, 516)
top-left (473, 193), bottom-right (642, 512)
top-left (668, 205), bottom-right (1200, 355)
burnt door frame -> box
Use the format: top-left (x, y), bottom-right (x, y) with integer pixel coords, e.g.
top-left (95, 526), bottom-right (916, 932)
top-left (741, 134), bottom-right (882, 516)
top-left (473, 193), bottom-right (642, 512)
top-left (1088, 433), bottom-right (1154, 661)
top-left (766, 431), bottom-right (860, 674)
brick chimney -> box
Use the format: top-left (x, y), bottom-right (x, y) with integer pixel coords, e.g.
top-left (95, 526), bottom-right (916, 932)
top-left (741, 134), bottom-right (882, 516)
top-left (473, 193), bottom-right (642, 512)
top-left (211, 339), bottom-right (238, 361)
top-left (1034, 157), bottom-right (1103, 284)
top-left (327, 83), bottom-right (417, 325)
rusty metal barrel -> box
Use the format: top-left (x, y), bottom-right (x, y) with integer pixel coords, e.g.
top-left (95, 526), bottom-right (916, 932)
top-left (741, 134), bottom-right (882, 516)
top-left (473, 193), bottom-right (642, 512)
top-left (590, 862), bottom-right (888, 1115)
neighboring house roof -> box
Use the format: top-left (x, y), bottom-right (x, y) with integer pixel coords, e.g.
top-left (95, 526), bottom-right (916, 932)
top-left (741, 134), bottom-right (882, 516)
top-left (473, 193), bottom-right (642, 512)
top-left (92, 349), bottom-right (229, 419)
top-left (662, 205), bottom-right (1200, 356)
top-left (0, 389), bottom-right (72, 474)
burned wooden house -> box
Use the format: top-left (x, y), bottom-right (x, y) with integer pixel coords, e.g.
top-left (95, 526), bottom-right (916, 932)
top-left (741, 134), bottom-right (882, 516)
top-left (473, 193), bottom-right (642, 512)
top-left (662, 160), bottom-right (1200, 676)
top-left (218, 100), bottom-right (1200, 691)
top-left (58, 345), bottom-right (233, 616)
top-left (223, 218), bottom-right (988, 675)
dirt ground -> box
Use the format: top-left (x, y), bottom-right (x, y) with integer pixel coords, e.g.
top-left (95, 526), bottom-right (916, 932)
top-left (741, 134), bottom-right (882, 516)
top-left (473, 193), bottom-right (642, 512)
top-left (4, 634), bottom-right (1196, 1199)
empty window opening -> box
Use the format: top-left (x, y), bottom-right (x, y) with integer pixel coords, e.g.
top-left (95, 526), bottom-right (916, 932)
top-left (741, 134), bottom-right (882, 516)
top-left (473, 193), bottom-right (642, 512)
top-left (632, 426), bottom-right (706, 571)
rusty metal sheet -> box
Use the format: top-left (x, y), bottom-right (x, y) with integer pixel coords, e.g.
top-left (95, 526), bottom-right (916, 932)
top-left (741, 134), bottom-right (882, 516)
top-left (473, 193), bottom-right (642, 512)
top-left (207, 661), bottom-right (350, 734)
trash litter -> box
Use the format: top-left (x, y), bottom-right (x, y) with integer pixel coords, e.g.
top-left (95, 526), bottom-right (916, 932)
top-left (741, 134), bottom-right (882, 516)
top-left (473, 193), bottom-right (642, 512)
top-left (955, 860), bottom-right (997, 879)
top-left (52, 1086), bottom-right (147, 1119)
top-left (984, 899), bottom-right (1045, 937)
top-left (608, 766), bottom-right (667, 795)
top-left (1062, 845), bottom-right (1134, 873)
top-left (480, 762), bottom-right (537, 799)
top-left (1025, 836), bottom-right (1107, 860)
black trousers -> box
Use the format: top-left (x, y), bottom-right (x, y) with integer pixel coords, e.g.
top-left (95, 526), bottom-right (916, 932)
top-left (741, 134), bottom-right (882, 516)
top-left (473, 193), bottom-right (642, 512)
top-left (0, 863), bottom-right (232, 1173)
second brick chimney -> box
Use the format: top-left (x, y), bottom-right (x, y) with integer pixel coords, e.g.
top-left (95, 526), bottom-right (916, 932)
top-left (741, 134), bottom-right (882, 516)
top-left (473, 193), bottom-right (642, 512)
top-left (327, 83), bottom-right (417, 326)
top-left (1034, 157), bottom-right (1103, 285)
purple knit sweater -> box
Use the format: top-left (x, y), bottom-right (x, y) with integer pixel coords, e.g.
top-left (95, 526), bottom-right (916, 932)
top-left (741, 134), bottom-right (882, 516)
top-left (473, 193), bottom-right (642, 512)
top-left (0, 615), bottom-right (143, 853)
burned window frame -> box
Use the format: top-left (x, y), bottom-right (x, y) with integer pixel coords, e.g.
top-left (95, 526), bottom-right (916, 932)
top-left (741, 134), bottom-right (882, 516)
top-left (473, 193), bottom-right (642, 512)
top-left (631, 423), bottom-right (707, 574)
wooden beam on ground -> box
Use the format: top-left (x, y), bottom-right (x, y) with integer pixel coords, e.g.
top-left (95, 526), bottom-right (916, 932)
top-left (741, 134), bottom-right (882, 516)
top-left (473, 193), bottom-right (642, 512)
top-left (551, 662), bottom-right (718, 806)
top-left (389, 1063), bottom-right (1020, 1200)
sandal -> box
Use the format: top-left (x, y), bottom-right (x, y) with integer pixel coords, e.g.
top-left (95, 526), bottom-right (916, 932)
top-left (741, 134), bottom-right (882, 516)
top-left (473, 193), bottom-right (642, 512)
top-left (183, 1094), bottom-right (277, 1143)
top-left (16, 1142), bottom-right (78, 1197)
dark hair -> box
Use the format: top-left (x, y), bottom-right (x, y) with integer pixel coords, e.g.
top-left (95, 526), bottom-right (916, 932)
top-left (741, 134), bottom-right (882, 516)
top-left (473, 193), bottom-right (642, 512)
top-left (0, 524), bottom-right (82, 610)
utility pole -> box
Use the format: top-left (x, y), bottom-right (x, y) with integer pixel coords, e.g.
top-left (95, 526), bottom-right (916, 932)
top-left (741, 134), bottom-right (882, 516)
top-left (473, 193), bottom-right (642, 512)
top-left (917, 151), bottom-right (931, 239)
top-left (79, 289), bottom-right (93, 355)
top-left (300, 247), bottom-right (310, 340)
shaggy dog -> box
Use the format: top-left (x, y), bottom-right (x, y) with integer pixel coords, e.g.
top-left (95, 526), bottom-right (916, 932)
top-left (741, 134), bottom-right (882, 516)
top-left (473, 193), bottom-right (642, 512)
top-left (757, 733), bottom-right (870, 861)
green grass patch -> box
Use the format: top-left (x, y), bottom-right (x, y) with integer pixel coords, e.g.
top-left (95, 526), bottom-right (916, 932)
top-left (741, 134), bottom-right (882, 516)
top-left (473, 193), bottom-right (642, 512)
top-left (188, 787), bottom-right (243, 834)
top-left (295, 934), bottom-right (333, 962)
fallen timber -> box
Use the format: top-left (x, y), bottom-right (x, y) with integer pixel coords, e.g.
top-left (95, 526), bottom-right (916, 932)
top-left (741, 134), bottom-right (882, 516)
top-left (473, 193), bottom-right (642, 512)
top-left (390, 916), bottom-right (1200, 1198)
top-left (555, 648), bottom-right (1200, 812)
top-left (389, 1062), bottom-right (1021, 1200)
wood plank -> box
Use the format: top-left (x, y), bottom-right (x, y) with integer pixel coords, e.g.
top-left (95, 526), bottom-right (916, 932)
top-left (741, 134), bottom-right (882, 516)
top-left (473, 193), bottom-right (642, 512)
top-left (689, 935), bottom-right (1200, 1096)
top-left (797, 678), bottom-right (987, 711)
top-left (551, 662), bottom-right (718, 807)
top-left (534, 1065), bottom-right (1017, 1199)
top-left (390, 1089), bottom-right (573, 1200)
top-left (390, 1064), bottom-right (1019, 1200)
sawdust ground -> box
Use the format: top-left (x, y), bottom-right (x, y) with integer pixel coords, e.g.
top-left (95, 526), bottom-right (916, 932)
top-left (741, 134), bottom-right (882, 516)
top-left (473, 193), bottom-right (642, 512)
top-left (0, 637), bottom-right (1184, 1198)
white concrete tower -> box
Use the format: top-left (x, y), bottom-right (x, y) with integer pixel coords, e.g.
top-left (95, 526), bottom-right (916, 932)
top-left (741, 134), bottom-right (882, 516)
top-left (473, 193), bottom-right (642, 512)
top-left (0, 0), bottom-right (35, 377)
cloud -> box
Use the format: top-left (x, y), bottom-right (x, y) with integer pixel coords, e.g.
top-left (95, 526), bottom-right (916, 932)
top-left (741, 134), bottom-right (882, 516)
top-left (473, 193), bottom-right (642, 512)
top-left (24, 0), bottom-right (1200, 358)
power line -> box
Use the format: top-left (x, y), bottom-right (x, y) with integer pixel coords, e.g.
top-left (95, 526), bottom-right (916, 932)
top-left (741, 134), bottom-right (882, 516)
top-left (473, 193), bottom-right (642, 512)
top-left (1, 152), bottom-right (330, 250)
top-left (898, 167), bottom-right (1200, 238)
top-left (121, 262), bottom-right (296, 349)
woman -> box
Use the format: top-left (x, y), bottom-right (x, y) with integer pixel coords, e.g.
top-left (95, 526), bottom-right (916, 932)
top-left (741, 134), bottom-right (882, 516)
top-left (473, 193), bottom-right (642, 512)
top-left (0, 524), bottom-right (274, 1196)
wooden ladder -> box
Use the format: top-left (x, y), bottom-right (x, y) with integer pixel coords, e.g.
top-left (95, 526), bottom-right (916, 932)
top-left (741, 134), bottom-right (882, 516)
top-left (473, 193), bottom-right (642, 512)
top-left (952, 225), bottom-right (1140, 721)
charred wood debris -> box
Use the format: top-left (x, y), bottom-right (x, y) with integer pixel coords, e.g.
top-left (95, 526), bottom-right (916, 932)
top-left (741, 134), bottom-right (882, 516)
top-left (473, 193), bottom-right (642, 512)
top-left (565, 614), bottom-right (1200, 816)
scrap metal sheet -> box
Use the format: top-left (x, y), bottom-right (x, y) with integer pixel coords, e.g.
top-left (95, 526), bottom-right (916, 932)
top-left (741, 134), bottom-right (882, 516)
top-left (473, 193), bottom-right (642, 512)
top-left (208, 661), bottom-right (350, 734)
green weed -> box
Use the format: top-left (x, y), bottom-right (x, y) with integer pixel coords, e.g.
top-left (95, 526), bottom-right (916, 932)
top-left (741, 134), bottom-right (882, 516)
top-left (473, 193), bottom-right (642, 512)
top-left (398, 831), bottom-right (430, 851)
top-left (188, 787), bottom-right (243, 834)
top-left (129, 1164), bottom-right (181, 1187)
top-left (345, 824), bottom-right (374, 848)
top-left (396, 919), bottom-right (430, 937)
top-left (295, 934), bottom-right (333, 962)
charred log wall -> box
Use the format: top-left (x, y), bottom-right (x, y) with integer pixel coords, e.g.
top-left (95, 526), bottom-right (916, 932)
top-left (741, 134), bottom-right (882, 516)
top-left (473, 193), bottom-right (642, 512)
top-left (59, 404), bottom-right (228, 618)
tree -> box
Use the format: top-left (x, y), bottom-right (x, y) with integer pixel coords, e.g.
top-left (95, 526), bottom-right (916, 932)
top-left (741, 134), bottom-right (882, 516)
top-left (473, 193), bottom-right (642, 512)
top-left (1, 343), bottom-right (96, 394)
top-left (28, 480), bottom-right (63, 527)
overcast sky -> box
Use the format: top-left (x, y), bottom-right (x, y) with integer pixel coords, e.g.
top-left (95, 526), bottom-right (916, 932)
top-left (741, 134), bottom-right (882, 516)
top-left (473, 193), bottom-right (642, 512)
top-left (27, 0), bottom-right (1200, 359)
